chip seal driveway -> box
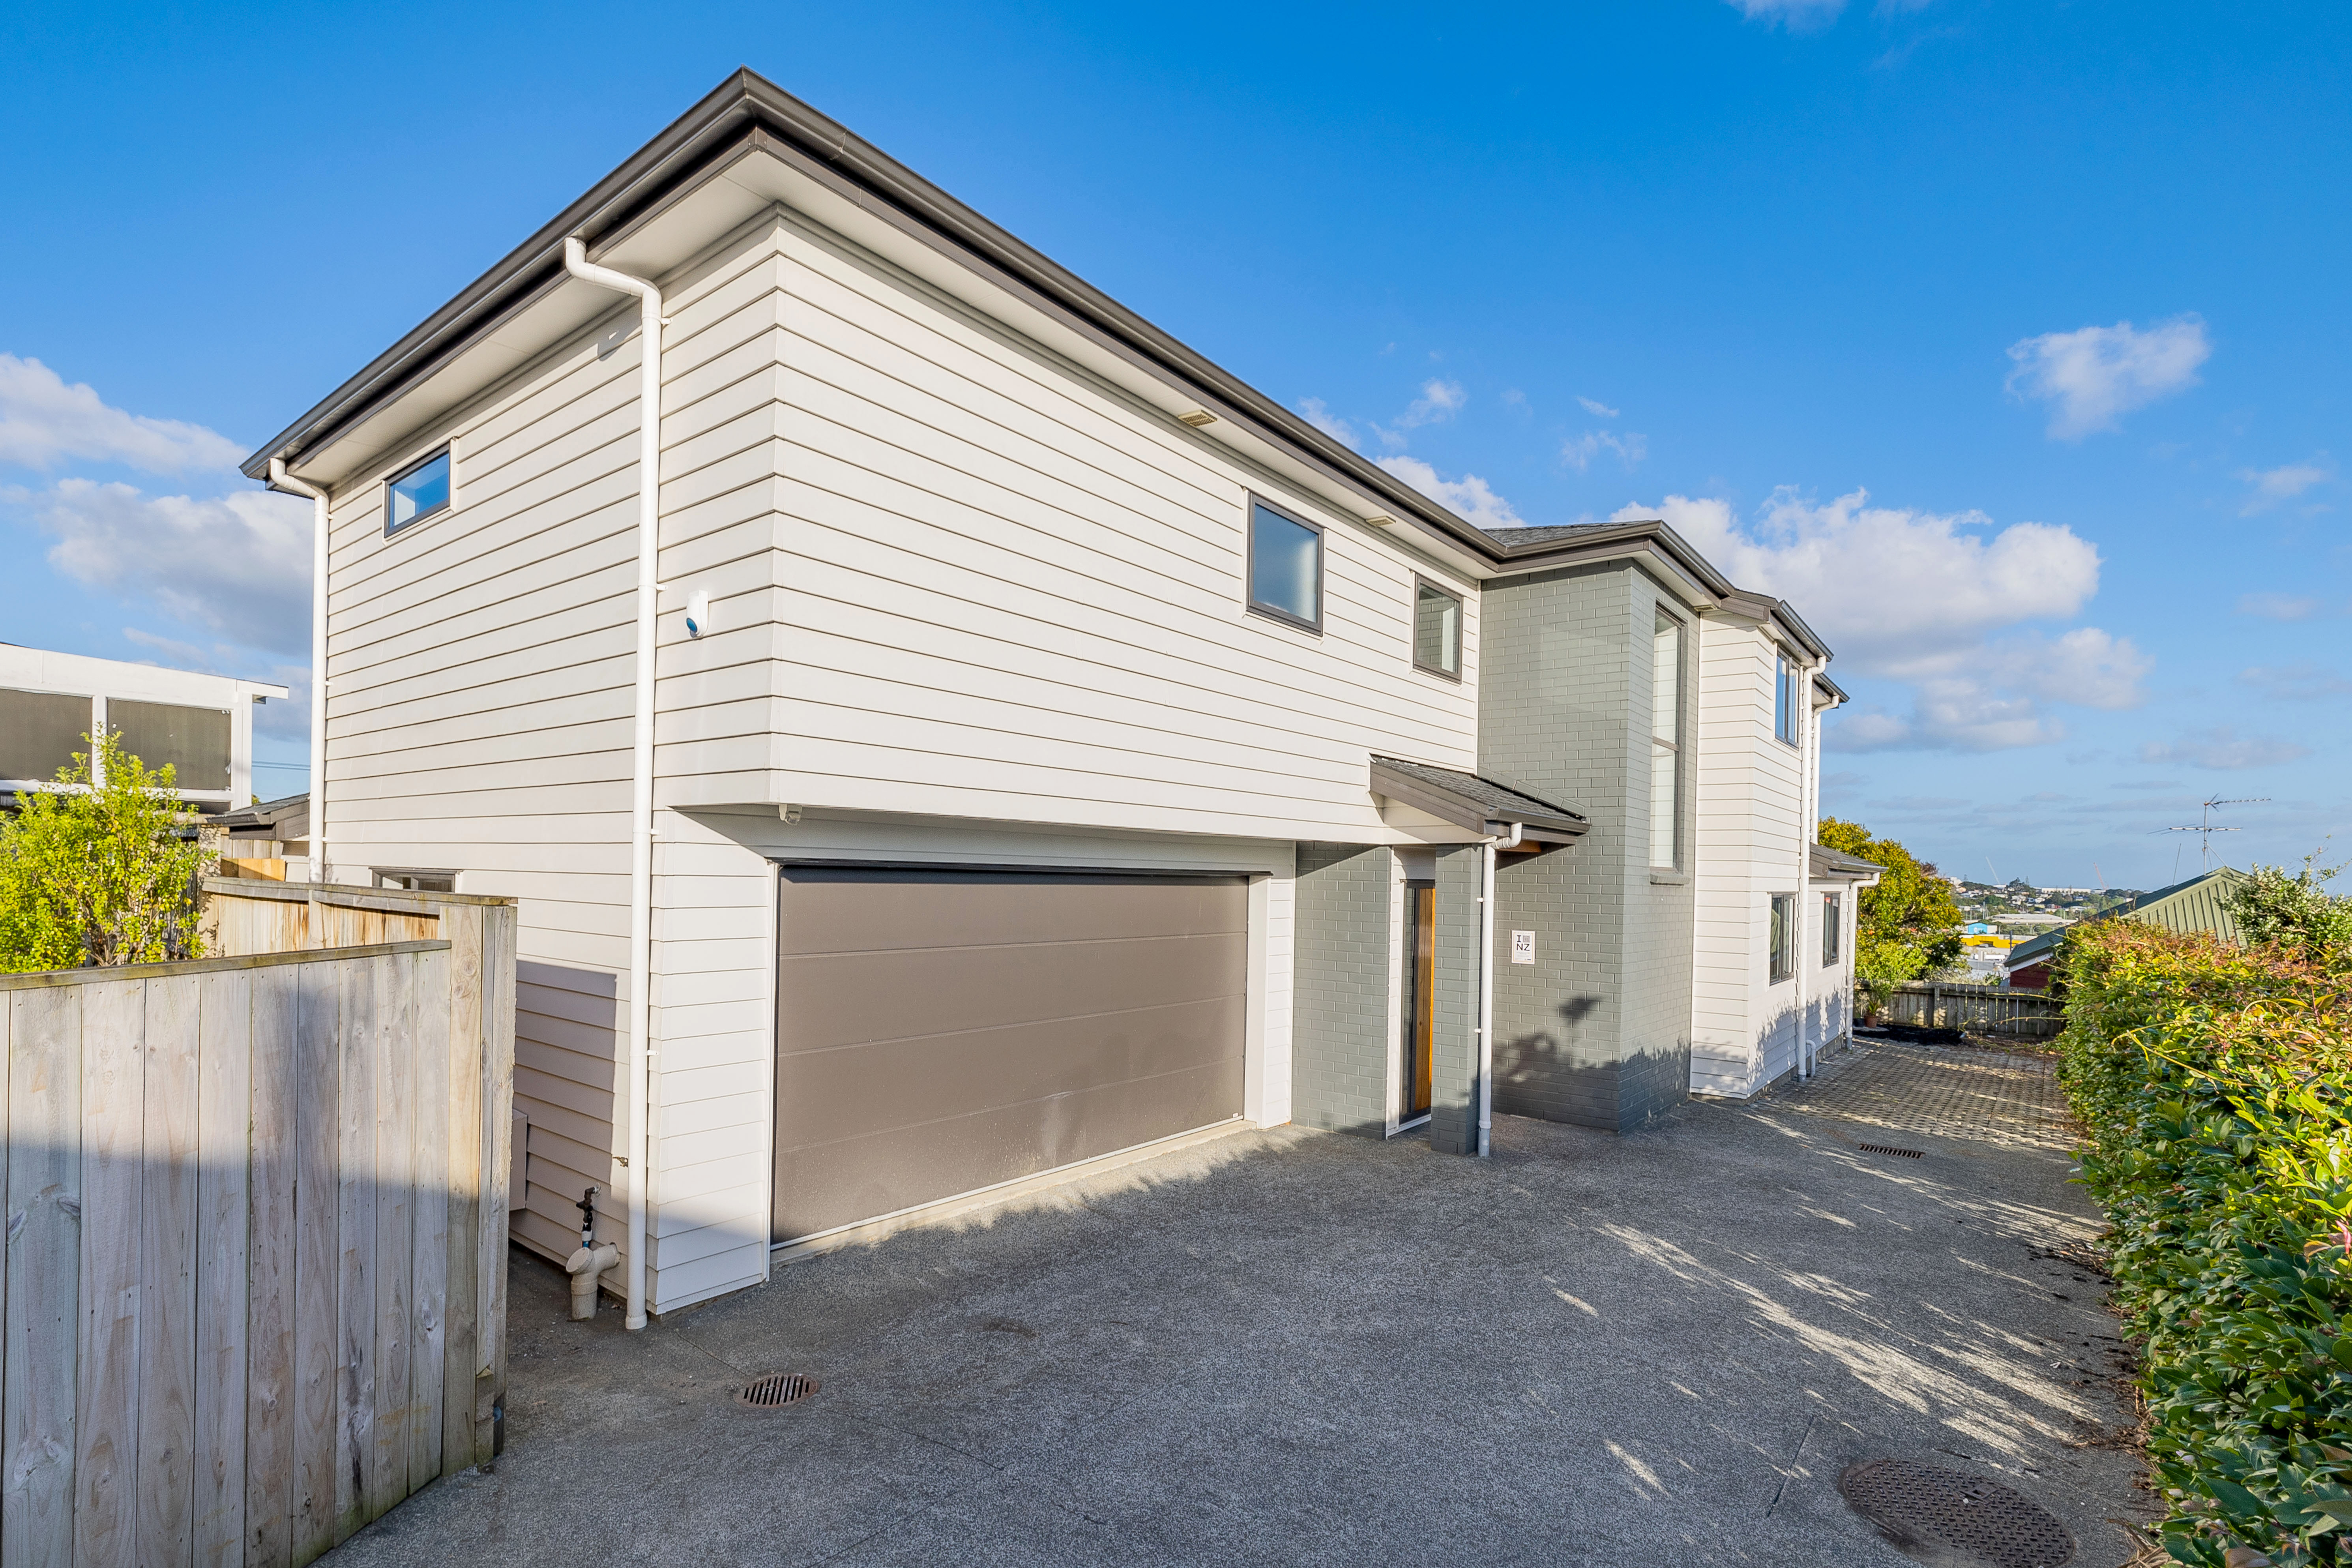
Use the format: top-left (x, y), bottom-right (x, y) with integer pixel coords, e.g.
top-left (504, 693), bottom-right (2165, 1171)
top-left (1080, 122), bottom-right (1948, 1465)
top-left (330, 1040), bottom-right (2150, 1567)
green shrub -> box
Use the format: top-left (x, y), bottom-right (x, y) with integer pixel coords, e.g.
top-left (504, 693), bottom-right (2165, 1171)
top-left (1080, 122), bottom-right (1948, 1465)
top-left (2060, 920), bottom-right (2352, 1565)
top-left (2225, 856), bottom-right (2352, 971)
top-left (0, 729), bottom-right (209, 972)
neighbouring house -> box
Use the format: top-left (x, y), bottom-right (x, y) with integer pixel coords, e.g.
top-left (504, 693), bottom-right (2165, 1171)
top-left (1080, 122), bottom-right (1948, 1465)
top-left (0, 643), bottom-right (287, 811)
top-left (208, 790), bottom-right (314, 878)
top-left (2003, 867), bottom-right (2247, 989)
top-left (242, 70), bottom-right (1868, 1320)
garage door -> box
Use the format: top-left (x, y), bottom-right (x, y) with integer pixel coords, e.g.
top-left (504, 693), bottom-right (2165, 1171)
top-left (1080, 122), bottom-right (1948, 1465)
top-left (772, 867), bottom-right (1248, 1244)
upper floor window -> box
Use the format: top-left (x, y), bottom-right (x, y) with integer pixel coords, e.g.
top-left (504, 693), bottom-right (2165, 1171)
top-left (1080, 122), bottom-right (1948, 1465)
top-left (1821, 891), bottom-right (1843, 967)
top-left (1413, 578), bottom-right (1461, 679)
top-left (1768, 893), bottom-right (1797, 982)
top-left (1773, 652), bottom-right (1803, 747)
top-left (1247, 499), bottom-right (1322, 633)
top-left (387, 449), bottom-right (451, 535)
top-left (1650, 612), bottom-right (1683, 868)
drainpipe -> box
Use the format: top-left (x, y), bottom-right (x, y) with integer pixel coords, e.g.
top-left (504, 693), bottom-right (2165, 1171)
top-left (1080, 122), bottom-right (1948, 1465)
top-left (1476, 821), bottom-right (1523, 1158)
top-left (267, 459), bottom-right (331, 886)
top-left (562, 236), bottom-right (663, 1333)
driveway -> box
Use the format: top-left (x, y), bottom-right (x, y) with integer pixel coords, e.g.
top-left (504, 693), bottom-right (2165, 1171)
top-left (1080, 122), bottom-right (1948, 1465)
top-left (330, 1039), bottom-right (2150, 1566)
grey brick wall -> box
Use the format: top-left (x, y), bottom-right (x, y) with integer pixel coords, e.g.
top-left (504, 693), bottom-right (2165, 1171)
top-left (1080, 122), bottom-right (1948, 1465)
top-left (1480, 561), bottom-right (1695, 1132)
top-left (1427, 843), bottom-right (1484, 1155)
top-left (1290, 843), bottom-right (1393, 1137)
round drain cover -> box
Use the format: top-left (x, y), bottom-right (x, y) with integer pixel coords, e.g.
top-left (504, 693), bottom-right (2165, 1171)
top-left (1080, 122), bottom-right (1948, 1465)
top-left (1840, 1460), bottom-right (2073, 1568)
top-left (736, 1371), bottom-right (819, 1410)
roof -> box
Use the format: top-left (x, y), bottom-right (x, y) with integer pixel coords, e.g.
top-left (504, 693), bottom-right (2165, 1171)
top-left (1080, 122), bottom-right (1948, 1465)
top-left (1368, 757), bottom-right (1588, 840)
top-left (2002, 867), bottom-right (2247, 971)
top-left (1808, 843), bottom-right (1884, 881)
top-left (208, 792), bottom-right (309, 836)
top-left (238, 69), bottom-right (1833, 662)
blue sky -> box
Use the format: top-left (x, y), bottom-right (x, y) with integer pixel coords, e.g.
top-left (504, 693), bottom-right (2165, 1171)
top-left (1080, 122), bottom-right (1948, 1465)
top-left (2, 1), bottom-right (2345, 887)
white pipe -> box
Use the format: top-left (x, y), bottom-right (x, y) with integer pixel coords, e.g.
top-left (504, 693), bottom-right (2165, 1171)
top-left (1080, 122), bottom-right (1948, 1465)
top-left (1475, 821), bottom-right (1519, 1158)
top-left (562, 236), bottom-right (663, 1333)
top-left (566, 1242), bottom-right (620, 1321)
top-left (268, 459), bottom-right (331, 885)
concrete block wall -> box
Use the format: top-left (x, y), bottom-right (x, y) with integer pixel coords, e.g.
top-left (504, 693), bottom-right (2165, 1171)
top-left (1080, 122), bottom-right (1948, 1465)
top-left (1290, 842), bottom-right (1395, 1137)
top-left (1480, 561), bottom-right (1696, 1132)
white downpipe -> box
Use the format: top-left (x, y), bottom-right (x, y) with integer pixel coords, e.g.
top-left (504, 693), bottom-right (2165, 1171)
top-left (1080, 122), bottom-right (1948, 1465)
top-left (562, 236), bottom-right (663, 1333)
top-left (267, 459), bottom-right (331, 884)
top-left (1476, 821), bottom-right (1521, 1158)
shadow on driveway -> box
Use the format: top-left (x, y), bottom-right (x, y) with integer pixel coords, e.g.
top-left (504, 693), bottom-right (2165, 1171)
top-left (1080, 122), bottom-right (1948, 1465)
top-left (329, 1050), bottom-right (2149, 1566)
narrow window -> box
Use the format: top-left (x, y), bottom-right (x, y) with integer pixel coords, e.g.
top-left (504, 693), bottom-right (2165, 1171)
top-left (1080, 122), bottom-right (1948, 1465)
top-left (1769, 893), bottom-right (1796, 982)
top-left (1650, 612), bottom-right (1683, 868)
top-left (1246, 499), bottom-right (1322, 632)
top-left (374, 867), bottom-right (458, 893)
top-left (386, 449), bottom-right (452, 534)
top-left (1821, 891), bottom-right (1842, 967)
top-left (1773, 653), bottom-right (1803, 747)
top-left (1413, 578), bottom-right (1462, 678)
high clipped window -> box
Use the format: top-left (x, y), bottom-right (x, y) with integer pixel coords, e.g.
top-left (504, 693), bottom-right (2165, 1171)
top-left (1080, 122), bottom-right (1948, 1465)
top-left (1821, 891), bottom-right (1843, 967)
top-left (1246, 499), bottom-right (1322, 632)
top-left (375, 868), bottom-right (458, 893)
top-left (1650, 612), bottom-right (1683, 868)
top-left (1413, 578), bottom-right (1462, 678)
top-left (1768, 893), bottom-right (1797, 983)
top-left (386, 449), bottom-right (452, 534)
top-left (1773, 653), bottom-right (1803, 747)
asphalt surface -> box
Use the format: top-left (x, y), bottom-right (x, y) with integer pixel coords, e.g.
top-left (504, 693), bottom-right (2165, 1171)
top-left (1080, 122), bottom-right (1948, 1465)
top-left (327, 1039), bottom-right (2150, 1567)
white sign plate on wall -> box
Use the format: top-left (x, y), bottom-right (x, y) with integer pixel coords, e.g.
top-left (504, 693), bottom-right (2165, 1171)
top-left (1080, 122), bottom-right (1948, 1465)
top-left (1510, 930), bottom-right (1536, 965)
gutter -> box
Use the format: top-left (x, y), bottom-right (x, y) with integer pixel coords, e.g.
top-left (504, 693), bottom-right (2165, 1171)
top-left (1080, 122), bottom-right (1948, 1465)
top-left (559, 236), bottom-right (665, 1333)
top-left (266, 460), bottom-right (331, 884)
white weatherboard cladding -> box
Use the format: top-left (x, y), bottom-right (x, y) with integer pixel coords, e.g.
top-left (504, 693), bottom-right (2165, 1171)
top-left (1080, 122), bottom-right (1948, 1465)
top-left (1689, 616), bottom-right (1823, 1098)
top-left (315, 202), bottom-right (1416, 1311)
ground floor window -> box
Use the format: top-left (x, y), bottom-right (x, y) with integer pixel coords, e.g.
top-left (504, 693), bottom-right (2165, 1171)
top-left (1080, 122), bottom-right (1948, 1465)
top-left (375, 867), bottom-right (459, 893)
top-left (1768, 893), bottom-right (1797, 982)
top-left (1821, 891), bottom-right (1842, 967)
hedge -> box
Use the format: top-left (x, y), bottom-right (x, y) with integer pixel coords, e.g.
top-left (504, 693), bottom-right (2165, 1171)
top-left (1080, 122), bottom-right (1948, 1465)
top-left (2059, 921), bottom-right (2352, 1566)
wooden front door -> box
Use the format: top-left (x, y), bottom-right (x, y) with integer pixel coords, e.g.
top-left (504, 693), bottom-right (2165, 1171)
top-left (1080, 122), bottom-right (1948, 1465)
top-left (1399, 880), bottom-right (1436, 1122)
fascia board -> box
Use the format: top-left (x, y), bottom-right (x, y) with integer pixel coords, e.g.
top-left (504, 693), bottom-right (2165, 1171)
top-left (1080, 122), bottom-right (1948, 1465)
top-left (1484, 531), bottom-right (1722, 609)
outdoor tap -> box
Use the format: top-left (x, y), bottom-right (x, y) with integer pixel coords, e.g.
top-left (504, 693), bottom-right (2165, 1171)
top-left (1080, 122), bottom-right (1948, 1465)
top-left (564, 1185), bottom-right (618, 1322)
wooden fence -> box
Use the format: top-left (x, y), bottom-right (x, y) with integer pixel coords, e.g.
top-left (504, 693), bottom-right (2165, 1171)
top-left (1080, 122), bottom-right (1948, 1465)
top-left (1, 934), bottom-right (513, 1567)
top-left (1883, 979), bottom-right (2064, 1040)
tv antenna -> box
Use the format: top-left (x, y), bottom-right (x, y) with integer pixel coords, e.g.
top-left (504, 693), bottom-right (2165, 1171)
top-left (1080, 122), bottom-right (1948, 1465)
top-left (2153, 795), bottom-right (2267, 874)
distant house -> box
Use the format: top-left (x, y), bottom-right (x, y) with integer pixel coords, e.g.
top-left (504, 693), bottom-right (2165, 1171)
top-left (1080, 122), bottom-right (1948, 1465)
top-left (1963, 920), bottom-right (1996, 936)
top-left (2004, 867), bottom-right (2246, 988)
top-left (0, 643), bottom-right (287, 811)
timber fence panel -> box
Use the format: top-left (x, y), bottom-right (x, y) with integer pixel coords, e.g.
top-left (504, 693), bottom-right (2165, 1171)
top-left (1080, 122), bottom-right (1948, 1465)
top-left (0, 933), bottom-right (509, 1567)
top-left (1885, 981), bottom-right (2064, 1039)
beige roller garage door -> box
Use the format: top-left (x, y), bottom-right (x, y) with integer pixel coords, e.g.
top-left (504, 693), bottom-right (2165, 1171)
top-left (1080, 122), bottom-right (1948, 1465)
top-left (772, 867), bottom-right (1248, 1244)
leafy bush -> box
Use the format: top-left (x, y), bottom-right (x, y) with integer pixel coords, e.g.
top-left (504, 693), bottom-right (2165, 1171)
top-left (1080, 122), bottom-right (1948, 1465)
top-left (2059, 920), bottom-right (2352, 1566)
top-left (1819, 816), bottom-right (1965, 1012)
top-left (0, 729), bottom-right (209, 972)
top-left (2225, 856), bottom-right (2352, 972)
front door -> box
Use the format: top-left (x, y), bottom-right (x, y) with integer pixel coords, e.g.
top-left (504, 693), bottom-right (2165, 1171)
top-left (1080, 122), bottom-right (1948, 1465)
top-left (1399, 879), bottom-right (1436, 1124)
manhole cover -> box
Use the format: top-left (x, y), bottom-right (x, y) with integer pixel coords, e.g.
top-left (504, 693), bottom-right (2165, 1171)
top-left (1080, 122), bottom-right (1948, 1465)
top-left (736, 1371), bottom-right (819, 1409)
top-left (1859, 1142), bottom-right (1926, 1159)
top-left (1841, 1461), bottom-right (2073, 1568)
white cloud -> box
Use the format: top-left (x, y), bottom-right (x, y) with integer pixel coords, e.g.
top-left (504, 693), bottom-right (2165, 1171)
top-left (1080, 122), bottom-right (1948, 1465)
top-left (2004, 314), bottom-right (2210, 439)
top-left (2138, 727), bottom-right (2311, 770)
top-left (1577, 397), bottom-right (1620, 419)
top-left (2238, 458), bottom-right (2330, 516)
top-left (30, 479), bottom-right (312, 654)
top-left (1622, 487), bottom-right (2132, 753)
top-left (2238, 663), bottom-right (2352, 701)
top-left (0, 354), bottom-right (245, 474)
top-left (1374, 456), bottom-right (1525, 531)
top-left (1727, 0), bottom-right (1846, 24)
top-left (2236, 591), bottom-right (2326, 621)
top-left (1391, 379), bottom-right (1465, 433)
top-left (1562, 430), bottom-right (1647, 474)
top-left (1297, 397), bottom-right (1358, 448)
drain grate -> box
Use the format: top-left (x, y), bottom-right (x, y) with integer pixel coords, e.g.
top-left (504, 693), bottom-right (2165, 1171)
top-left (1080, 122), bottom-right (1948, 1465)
top-left (1841, 1459), bottom-right (2073, 1568)
top-left (1858, 1141), bottom-right (1926, 1159)
top-left (736, 1371), bottom-right (819, 1410)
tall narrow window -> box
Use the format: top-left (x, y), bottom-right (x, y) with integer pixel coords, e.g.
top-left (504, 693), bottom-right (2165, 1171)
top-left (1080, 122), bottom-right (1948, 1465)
top-left (1773, 652), bottom-right (1803, 746)
top-left (1414, 578), bottom-right (1462, 678)
top-left (1821, 891), bottom-right (1843, 967)
top-left (1246, 499), bottom-right (1322, 632)
top-left (1650, 612), bottom-right (1683, 868)
top-left (387, 449), bottom-right (451, 534)
top-left (1769, 893), bottom-right (1797, 982)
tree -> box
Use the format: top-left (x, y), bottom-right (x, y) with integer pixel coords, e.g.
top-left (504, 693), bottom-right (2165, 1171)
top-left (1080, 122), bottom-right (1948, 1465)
top-left (1818, 817), bottom-right (1964, 1013)
top-left (0, 729), bottom-right (210, 972)
top-left (2223, 852), bottom-right (2352, 969)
